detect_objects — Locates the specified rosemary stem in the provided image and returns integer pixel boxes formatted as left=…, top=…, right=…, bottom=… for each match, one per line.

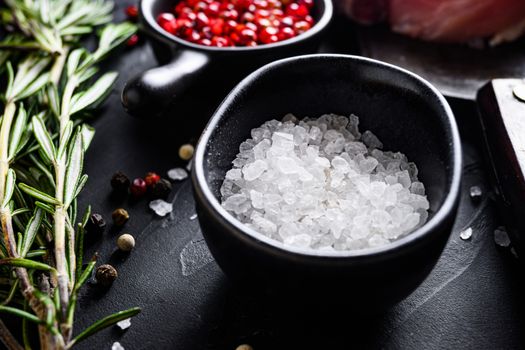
left=55, top=77, right=77, bottom=339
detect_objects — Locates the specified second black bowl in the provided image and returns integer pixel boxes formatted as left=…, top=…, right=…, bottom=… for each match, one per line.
left=192, top=54, right=462, bottom=308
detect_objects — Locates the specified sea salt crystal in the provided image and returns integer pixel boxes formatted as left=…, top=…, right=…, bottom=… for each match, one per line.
left=149, top=199, right=173, bottom=216
left=220, top=114, right=430, bottom=251
left=190, top=214, right=197, bottom=220
left=460, top=227, right=473, bottom=240
left=112, top=342, right=125, bottom=350
left=116, top=318, right=131, bottom=330
left=469, top=185, right=482, bottom=203
left=168, top=168, right=188, bottom=181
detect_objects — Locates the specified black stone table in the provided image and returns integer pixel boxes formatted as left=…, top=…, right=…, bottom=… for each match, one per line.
left=73, top=3, right=525, bottom=349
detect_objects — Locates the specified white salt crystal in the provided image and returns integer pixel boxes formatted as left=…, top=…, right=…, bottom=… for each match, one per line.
left=112, top=342, right=125, bottom=350
left=361, top=130, right=383, bottom=149
left=149, top=199, right=173, bottom=217
left=460, top=227, right=472, bottom=240
left=190, top=214, right=198, bottom=220
left=116, top=318, right=131, bottom=330
left=168, top=168, right=188, bottom=181
left=220, top=114, right=430, bottom=251
left=243, top=159, right=267, bottom=181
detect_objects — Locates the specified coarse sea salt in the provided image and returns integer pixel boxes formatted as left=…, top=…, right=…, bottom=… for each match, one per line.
left=116, top=318, right=131, bottom=330
left=220, top=113, right=430, bottom=251
left=168, top=167, right=188, bottom=181
left=149, top=199, right=173, bottom=217
left=112, top=342, right=125, bottom=350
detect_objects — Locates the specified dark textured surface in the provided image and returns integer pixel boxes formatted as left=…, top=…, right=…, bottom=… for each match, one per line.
left=357, top=25, right=525, bottom=101
left=70, top=3, right=525, bottom=350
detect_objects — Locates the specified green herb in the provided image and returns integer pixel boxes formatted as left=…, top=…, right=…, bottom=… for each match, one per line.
left=0, top=1, right=139, bottom=348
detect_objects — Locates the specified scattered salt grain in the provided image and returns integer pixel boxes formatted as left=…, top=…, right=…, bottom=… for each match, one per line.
left=186, top=159, right=193, bottom=171
left=149, top=199, right=173, bottom=217
left=469, top=185, right=482, bottom=203
left=168, top=168, right=188, bottom=181
left=459, top=227, right=472, bottom=240
left=190, top=214, right=197, bottom=220
left=112, top=342, right=124, bottom=350
left=220, top=113, right=430, bottom=251
left=116, top=318, right=131, bottom=330
left=494, top=226, right=511, bottom=248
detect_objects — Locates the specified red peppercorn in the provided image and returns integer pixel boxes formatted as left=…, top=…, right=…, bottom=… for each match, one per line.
left=298, top=0, right=313, bottom=8
left=294, top=20, right=311, bottom=33
left=161, top=0, right=314, bottom=47
left=224, top=19, right=238, bottom=33
left=125, top=5, right=139, bottom=20
left=245, top=22, right=258, bottom=31
left=211, top=18, right=225, bottom=34
left=195, top=1, right=208, bottom=12
left=158, top=13, right=177, bottom=34
left=212, top=36, right=232, bottom=46
left=221, top=9, right=239, bottom=20
left=126, top=34, right=140, bottom=47
left=255, top=17, right=272, bottom=27
left=271, top=8, right=284, bottom=17
left=278, top=26, right=295, bottom=40
left=267, top=0, right=282, bottom=8
left=175, top=2, right=188, bottom=13
left=304, top=15, right=314, bottom=25
left=144, top=172, right=161, bottom=187
left=242, top=12, right=255, bottom=22
left=280, top=15, right=295, bottom=27
left=254, top=0, right=269, bottom=8
left=130, top=178, right=147, bottom=197
left=286, top=3, right=308, bottom=17
left=196, top=12, right=210, bottom=28
left=259, top=26, right=279, bottom=43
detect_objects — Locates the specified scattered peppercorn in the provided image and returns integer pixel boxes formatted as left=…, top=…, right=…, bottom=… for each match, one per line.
left=96, top=264, right=118, bottom=287
left=144, top=172, right=161, bottom=188
left=156, top=0, right=314, bottom=47
left=235, top=345, right=253, bottom=350
left=86, top=213, right=106, bottom=235
left=178, top=144, right=194, bottom=161
left=117, top=233, right=136, bottom=252
left=111, top=171, right=130, bottom=194
left=150, top=178, right=172, bottom=199
left=125, top=5, right=139, bottom=20
left=130, top=178, right=148, bottom=197
left=126, top=33, right=140, bottom=47
left=112, top=208, right=130, bottom=226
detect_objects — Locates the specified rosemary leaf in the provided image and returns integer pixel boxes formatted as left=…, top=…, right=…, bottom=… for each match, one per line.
left=0, top=305, right=42, bottom=324
left=18, top=183, right=61, bottom=205
left=70, top=307, right=141, bottom=346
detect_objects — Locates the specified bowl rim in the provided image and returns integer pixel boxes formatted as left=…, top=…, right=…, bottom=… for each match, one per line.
left=193, top=53, right=462, bottom=259
left=139, top=0, right=333, bottom=53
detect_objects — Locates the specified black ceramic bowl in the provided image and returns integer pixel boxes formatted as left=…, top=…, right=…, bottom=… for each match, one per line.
left=192, top=54, right=462, bottom=308
left=121, top=0, right=333, bottom=117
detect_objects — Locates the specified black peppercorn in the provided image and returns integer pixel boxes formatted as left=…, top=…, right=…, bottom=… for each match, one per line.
left=86, top=213, right=106, bottom=235
left=150, top=178, right=172, bottom=199
left=112, top=208, right=130, bottom=226
left=95, top=264, right=118, bottom=287
left=111, top=171, right=130, bottom=194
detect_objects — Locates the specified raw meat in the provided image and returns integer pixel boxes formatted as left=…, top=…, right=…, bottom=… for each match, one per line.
left=337, top=0, right=525, bottom=45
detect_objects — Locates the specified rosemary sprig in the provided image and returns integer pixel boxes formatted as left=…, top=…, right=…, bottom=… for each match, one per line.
left=0, top=1, right=139, bottom=349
